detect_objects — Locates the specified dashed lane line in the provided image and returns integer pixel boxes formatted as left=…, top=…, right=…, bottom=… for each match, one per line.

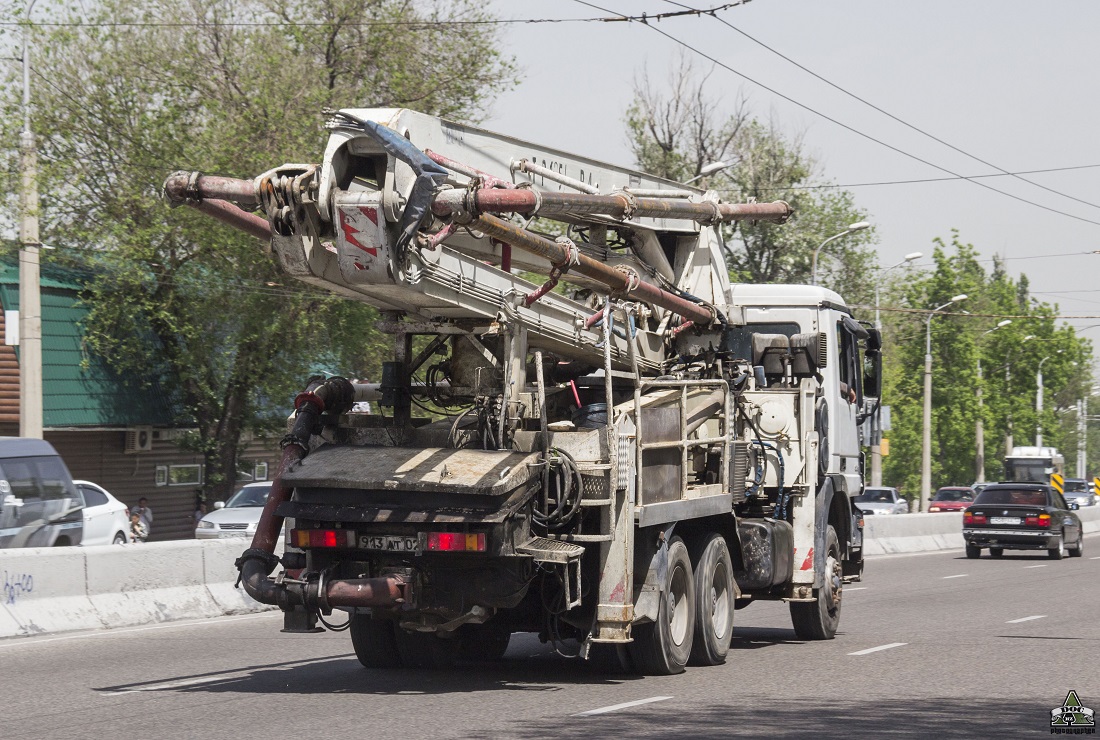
left=943, top=574, right=968, bottom=579
left=848, top=643, right=907, bottom=656
left=1006, top=615, right=1047, bottom=624
left=575, top=696, right=673, bottom=716
left=1023, top=565, right=1048, bottom=569
left=845, top=586, right=867, bottom=591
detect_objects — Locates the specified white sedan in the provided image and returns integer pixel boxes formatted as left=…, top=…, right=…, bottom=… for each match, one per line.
left=75, top=480, right=131, bottom=546
left=196, top=482, right=272, bottom=539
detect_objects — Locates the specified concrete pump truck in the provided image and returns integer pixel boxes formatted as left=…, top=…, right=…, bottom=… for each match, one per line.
left=163, top=108, right=876, bottom=674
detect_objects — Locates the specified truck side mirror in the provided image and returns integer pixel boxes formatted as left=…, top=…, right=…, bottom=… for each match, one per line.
left=863, top=349, right=882, bottom=399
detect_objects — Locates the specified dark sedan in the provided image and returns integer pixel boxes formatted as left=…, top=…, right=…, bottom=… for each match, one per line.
left=962, top=483, right=1083, bottom=559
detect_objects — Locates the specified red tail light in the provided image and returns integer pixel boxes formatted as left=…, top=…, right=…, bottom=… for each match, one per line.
left=426, top=532, right=486, bottom=552
left=1025, top=513, right=1051, bottom=528
left=290, top=528, right=355, bottom=548
left=963, top=511, right=987, bottom=525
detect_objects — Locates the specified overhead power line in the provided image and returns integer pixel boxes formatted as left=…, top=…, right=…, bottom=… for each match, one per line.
left=0, top=3, right=747, bottom=28
left=664, top=0, right=1100, bottom=213
left=577, top=0, right=1100, bottom=228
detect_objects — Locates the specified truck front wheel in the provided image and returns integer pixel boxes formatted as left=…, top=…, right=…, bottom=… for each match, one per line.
left=628, top=536, right=695, bottom=675
left=789, top=525, right=842, bottom=640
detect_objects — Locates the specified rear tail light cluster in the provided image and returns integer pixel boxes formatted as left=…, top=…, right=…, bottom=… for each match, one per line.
left=963, top=511, right=986, bottom=525
left=426, top=532, right=486, bottom=552
left=291, top=528, right=355, bottom=549
left=1025, top=513, right=1052, bottom=528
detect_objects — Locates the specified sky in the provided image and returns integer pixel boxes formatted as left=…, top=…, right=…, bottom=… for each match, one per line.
left=484, top=0, right=1100, bottom=350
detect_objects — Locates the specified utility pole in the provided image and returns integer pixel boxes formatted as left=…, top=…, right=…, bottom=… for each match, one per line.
left=19, top=0, right=43, bottom=439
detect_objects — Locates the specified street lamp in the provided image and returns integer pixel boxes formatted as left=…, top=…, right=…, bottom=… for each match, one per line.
left=920, top=293, right=968, bottom=511
left=874, top=252, right=923, bottom=330
left=976, top=319, right=1012, bottom=482
left=1004, top=335, right=1036, bottom=457
left=684, top=160, right=730, bottom=185
left=868, top=251, right=924, bottom=486
left=1036, top=350, right=1064, bottom=448
left=811, top=221, right=871, bottom=286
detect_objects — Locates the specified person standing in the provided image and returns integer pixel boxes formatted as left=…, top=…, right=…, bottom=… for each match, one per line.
left=129, top=512, right=148, bottom=543
left=131, top=497, right=153, bottom=538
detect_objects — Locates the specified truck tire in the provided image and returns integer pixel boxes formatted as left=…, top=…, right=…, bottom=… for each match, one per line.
left=789, top=525, right=842, bottom=640
left=349, top=614, right=402, bottom=669
left=459, top=622, right=511, bottom=661
left=689, top=533, right=734, bottom=666
left=628, top=536, right=695, bottom=675
left=393, top=628, right=460, bottom=669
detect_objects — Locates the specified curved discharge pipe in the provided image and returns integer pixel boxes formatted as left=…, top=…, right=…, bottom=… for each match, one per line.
left=235, top=376, right=408, bottom=610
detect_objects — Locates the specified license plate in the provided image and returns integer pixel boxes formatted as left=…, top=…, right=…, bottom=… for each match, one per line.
left=359, top=534, right=419, bottom=552
left=989, top=516, right=1021, bottom=525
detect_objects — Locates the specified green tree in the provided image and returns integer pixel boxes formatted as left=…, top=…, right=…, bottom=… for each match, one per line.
left=881, top=232, right=1092, bottom=494
left=0, top=0, right=515, bottom=497
left=623, top=56, right=876, bottom=304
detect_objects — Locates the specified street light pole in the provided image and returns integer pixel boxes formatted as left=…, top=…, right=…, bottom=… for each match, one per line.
left=869, top=251, right=922, bottom=486
left=1036, top=351, right=1062, bottom=449
left=811, top=221, right=870, bottom=286
left=683, top=160, right=730, bottom=186
left=976, top=320, right=1012, bottom=482
left=921, top=294, right=968, bottom=512
left=18, top=0, right=43, bottom=439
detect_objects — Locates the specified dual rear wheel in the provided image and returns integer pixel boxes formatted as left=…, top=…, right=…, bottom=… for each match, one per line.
left=628, top=533, right=736, bottom=675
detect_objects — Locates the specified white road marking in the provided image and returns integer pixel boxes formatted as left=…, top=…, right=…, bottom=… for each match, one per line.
left=845, top=587, right=868, bottom=591
left=1024, top=565, right=1047, bottom=569
left=1090, top=556, right=1100, bottom=560
left=943, top=574, right=968, bottom=579
left=848, top=642, right=907, bottom=656
left=575, top=696, right=673, bottom=716
left=1006, top=615, right=1046, bottom=624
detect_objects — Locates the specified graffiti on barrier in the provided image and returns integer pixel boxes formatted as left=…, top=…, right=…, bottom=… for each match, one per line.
left=3, top=570, right=33, bottom=605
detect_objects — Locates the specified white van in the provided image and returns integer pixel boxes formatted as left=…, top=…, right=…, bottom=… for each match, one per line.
left=0, top=438, right=83, bottom=548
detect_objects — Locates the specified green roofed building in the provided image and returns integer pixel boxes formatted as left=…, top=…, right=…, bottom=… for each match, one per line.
left=0, top=256, right=277, bottom=541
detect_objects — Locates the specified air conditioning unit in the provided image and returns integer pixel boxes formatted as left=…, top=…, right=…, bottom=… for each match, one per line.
left=124, top=426, right=154, bottom=454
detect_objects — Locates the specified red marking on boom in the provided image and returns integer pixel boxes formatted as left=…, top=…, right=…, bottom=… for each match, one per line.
left=800, top=548, right=814, bottom=570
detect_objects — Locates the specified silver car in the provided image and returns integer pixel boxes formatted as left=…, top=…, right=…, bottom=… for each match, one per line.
left=1062, top=479, right=1095, bottom=507
left=195, top=482, right=272, bottom=539
left=855, top=486, right=909, bottom=515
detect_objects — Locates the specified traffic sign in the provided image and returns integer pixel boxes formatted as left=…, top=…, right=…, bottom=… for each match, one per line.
left=1051, top=473, right=1064, bottom=494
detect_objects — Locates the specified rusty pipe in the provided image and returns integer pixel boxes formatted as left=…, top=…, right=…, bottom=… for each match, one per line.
left=471, top=214, right=715, bottom=326
left=164, top=171, right=271, bottom=240
left=323, top=576, right=408, bottom=608
left=432, top=188, right=792, bottom=225
left=238, top=377, right=356, bottom=606
left=164, top=171, right=261, bottom=206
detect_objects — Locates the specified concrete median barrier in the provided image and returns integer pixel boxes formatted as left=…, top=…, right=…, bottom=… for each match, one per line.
left=0, top=538, right=273, bottom=640
left=861, top=505, right=1100, bottom=555
left=0, top=547, right=104, bottom=637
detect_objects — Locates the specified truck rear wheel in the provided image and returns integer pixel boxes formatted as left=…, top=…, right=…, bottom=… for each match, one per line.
left=790, top=525, right=842, bottom=640
left=393, top=628, right=460, bottom=669
left=689, top=533, right=734, bottom=666
left=628, top=536, right=695, bottom=675
left=349, top=614, right=401, bottom=669
left=459, top=622, right=511, bottom=661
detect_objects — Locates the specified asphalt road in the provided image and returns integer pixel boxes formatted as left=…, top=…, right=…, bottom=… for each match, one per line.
left=3, top=538, right=1098, bottom=740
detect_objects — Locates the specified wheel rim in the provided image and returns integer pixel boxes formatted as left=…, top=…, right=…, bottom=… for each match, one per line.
left=709, top=561, right=732, bottom=641
left=667, top=563, right=690, bottom=647
left=824, top=550, right=843, bottom=613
